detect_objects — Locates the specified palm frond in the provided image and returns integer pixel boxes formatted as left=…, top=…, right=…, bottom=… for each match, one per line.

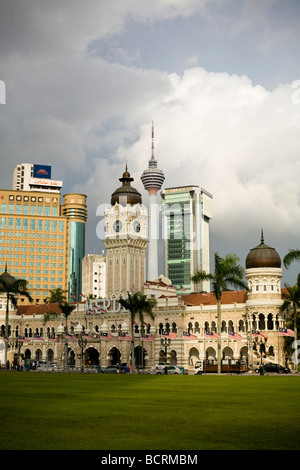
left=283, top=249, right=300, bottom=269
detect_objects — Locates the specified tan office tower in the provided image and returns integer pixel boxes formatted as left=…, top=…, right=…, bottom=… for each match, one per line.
left=0, top=189, right=87, bottom=303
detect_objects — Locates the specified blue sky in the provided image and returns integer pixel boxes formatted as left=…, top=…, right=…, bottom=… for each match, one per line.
left=0, top=0, right=300, bottom=284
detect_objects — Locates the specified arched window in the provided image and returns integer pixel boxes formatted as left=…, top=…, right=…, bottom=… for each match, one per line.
left=259, top=313, right=265, bottom=330
left=267, top=313, right=274, bottom=330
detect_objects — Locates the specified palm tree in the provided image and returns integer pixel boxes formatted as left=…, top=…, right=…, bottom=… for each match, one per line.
left=283, top=249, right=300, bottom=289
left=44, top=287, right=67, bottom=304
left=283, top=249, right=300, bottom=270
left=0, top=265, right=33, bottom=368
left=60, top=302, right=76, bottom=370
left=280, top=283, right=300, bottom=369
left=118, top=291, right=156, bottom=372
left=191, top=253, right=248, bottom=374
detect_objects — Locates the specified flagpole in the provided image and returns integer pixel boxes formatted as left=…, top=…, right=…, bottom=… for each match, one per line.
left=278, top=325, right=280, bottom=365
left=227, top=334, right=229, bottom=374
left=204, top=329, right=206, bottom=375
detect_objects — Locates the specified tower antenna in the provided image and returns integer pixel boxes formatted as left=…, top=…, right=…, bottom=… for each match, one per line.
left=151, top=121, right=155, bottom=159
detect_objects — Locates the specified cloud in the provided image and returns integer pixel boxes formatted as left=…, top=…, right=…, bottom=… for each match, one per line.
left=116, top=67, right=300, bottom=251
left=1, top=0, right=300, bottom=284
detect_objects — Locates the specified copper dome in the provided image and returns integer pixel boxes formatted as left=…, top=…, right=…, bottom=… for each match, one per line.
left=111, top=165, right=142, bottom=206
left=0, top=263, right=16, bottom=289
left=245, top=232, right=281, bottom=269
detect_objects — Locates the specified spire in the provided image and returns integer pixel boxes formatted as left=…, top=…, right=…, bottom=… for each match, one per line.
left=151, top=121, right=155, bottom=160
left=261, top=228, right=264, bottom=244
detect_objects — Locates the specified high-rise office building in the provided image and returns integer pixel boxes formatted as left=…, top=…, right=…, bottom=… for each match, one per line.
left=62, top=193, right=88, bottom=302
left=141, top=122, right=165, bottom=281
left=161, top=186, right=212, bottom=293
left=82, top=253, right=106, bottom=299
left=0, top=188, right=87, bottom=303
left=13, top=163, right=63, bottom=193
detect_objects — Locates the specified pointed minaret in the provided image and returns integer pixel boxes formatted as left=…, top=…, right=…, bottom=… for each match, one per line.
left=141, top=122, right=165, bottom=281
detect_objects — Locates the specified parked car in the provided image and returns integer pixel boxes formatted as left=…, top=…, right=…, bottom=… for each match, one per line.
left=155, top=362, right=168, bottom=370
left=156, top=365, right=181, bottom=375
left=255, top=363, right=291, bottom=374
left=102, top=365, right=119, bottom=374
left=120, top=363, right=131, bottom=373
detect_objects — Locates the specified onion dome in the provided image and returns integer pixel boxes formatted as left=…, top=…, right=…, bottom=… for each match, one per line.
left=245, top=231, right=281, bottom=269
left=0, top=263, right=16, bottom=290
left=111, top=165, right=142, bottom=206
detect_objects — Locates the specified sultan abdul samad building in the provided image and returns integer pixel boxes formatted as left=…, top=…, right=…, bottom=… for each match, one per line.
left=0, top=167, right=294, bottom=371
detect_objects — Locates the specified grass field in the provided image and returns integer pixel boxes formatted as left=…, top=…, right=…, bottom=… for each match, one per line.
left=0, top=371, right=300, bottom=450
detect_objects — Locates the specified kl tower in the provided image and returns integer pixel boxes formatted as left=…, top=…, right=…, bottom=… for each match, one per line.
left=141, top=122, right=165, bottom=281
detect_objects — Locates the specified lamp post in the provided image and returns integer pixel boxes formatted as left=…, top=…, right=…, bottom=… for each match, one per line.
left=161, top=337, right=171, bottom=374
left=75, top=323, right=87, bottom=373
left=15, top=337, right=23, bottom=370
left=259, top=337, right=267, bottom=365
left=78, top=336, right=87, bottom=373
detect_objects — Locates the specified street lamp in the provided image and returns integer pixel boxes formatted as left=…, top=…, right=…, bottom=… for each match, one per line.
left=78, top=336, right=88, bottom=373
left=15, top=337, right=23, bottom=370
left=75, top=323, right=87, bottom=372
left=253, top=336, right=267, bottom=365
left=161, top=337, right=171, bottom=374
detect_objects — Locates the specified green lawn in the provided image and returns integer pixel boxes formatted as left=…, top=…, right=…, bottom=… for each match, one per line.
left=0, top=371, right=299, bottom=450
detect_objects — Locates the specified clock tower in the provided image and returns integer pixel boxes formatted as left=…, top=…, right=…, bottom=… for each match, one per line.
left=104, top=165, right=148, bottom=297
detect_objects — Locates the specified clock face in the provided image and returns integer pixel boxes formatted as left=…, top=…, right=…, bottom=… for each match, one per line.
left=133, top=220, right=141, bottom=233
left=113, top=220, right=122, bottom=232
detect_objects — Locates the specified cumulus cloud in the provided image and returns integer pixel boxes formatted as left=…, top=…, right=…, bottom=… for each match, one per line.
left=117, top=68, right=300, bottom=263
left=1, top=0, right=300, bottom=283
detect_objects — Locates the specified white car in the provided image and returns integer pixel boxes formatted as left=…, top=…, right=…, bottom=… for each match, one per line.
left=155, top=362, right=168, bottom=370
left=156, top=365, right=181, bottom=375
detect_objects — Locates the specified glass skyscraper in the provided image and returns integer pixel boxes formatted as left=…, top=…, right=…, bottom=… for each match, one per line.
left=161, top=186, right=212, bottom=293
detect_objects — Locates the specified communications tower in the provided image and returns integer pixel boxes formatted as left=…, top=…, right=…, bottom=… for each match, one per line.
left=141, top=122, right=165, bottom=281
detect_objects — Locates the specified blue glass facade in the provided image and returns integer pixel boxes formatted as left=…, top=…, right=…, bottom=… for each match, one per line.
left=68, top=221, right=85, bottom=302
